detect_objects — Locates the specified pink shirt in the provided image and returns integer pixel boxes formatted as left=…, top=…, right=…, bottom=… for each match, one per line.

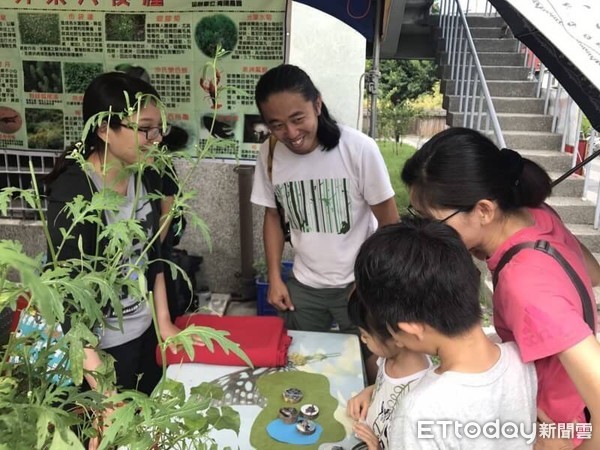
left=487, top=205, right=596, bottom=425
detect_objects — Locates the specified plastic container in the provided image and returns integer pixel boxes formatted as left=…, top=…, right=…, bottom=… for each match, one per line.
left=256, top=260, right=293, bottom=316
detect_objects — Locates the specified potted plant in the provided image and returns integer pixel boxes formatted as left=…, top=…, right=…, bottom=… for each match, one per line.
left=253, top=258, right=293, bottom=316
left=0, top=49, right=250, bottom=449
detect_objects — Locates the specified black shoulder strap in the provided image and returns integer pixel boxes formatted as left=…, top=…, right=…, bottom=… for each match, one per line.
left=267, top=134, right=277, bottom=182
left=492, top=242, right=537, bottom=287
left=493, top=240, right=596, bottom=332
left=265, top=135, right=292, bottom=246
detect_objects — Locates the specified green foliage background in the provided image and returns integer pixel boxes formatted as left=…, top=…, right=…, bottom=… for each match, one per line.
left=377, top=140, right=416, bottom=211
left=372, top=59, right=440, bottom=143
left=378, top=60, right=438, bottom=106
left=18, top=13, right=60, bottom=45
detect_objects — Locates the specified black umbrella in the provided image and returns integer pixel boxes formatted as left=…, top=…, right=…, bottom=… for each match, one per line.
left=489, top=0, right=600, bottom=131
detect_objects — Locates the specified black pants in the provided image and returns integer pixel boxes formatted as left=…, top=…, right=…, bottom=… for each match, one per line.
left=104, top=324, right=162, bottom=395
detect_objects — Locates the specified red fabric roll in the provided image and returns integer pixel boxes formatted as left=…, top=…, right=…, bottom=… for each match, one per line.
left=156, top=314, right=292, bottom=367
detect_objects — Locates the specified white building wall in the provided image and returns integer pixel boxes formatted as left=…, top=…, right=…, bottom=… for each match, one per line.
left=287, top=2, right=366, bottom=129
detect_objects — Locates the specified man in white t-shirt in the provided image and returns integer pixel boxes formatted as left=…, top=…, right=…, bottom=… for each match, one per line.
left=251, top=65, right=398, bottom=363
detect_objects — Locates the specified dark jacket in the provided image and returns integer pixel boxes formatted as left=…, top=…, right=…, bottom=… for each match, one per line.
left=45, top=162, right=164, bottom=331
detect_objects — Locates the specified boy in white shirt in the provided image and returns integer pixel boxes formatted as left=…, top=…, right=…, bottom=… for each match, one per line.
left=347, top=290, right=431, bottom=449
left=353, top=218, right=538, bottom=449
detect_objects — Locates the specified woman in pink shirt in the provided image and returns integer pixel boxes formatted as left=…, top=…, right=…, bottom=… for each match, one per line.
left=401, top=127, right=600, bottom=449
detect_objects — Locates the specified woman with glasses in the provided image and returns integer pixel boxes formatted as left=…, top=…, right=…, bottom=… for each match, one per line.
left=401, top=127, right=600, bottom=449
left=44, top=72, right=182, bottom=399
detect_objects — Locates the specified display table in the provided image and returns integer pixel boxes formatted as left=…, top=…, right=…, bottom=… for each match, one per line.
left=167, top=330, right=367, bottom=449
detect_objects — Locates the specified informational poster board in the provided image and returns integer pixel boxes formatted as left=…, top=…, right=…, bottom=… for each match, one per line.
left=0, top=0, right=287, bottom=162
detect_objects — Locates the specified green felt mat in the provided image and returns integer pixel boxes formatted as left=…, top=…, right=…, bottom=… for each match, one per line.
left=250, top=371, right=345, bottom=449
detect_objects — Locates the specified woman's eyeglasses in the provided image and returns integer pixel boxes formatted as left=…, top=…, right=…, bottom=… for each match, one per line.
left=118, top=123, right=172, bottom=141
left=406, top=204, right=468, bottom=223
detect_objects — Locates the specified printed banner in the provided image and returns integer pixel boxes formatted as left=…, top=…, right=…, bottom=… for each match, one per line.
left=0, top=0, right=287, bottom=162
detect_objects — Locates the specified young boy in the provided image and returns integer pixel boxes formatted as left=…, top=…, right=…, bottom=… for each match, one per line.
left=347, top=290, right=431, bottom=450
left=353, top=218, right=538, bottom=449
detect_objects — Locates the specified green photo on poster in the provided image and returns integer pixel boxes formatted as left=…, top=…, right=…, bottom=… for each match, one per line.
left=18, top=13, right=60, bottom=45
left=64, top=63, right=104, bottom=94
left=105, top=14, right=146, bottom=41
left=195, top=14, right=238, bottom=57
left=22, top=61, right=63, bottom=93
left=25, top=108, right=64, bottom=150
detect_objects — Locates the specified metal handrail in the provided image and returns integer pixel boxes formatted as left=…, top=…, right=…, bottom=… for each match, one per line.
left=439, top=0, right=506, bottom=148
left=518, top=37, right=600, bottom=229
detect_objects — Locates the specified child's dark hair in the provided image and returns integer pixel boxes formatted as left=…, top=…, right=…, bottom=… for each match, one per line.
left=44, top=72, right=160, bottom=186
left=401, top=127, right=552, bottom=212
left=348, top=289, right=393, bottom=340
left=254, top=64, right=341, bottom=150
left=354, top=216, right=482, bottom=336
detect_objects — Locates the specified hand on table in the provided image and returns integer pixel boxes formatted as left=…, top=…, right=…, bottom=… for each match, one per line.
left=268, top=278, right=294, bottom=311
left=352, top=421, right=381, bottom=450
left=347, top=387, right=373, bottom=421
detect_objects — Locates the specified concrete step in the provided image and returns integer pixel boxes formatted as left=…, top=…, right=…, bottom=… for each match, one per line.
left=518, top=150, right=572, bottom=172
left=437, top=37, right=517, bottom=53
left=443, top=95, right=545, bottom=114
left=441, top=79, right=537, bottom=97
left=473, top=38, right=518, bottom=52
left=439, top=64, right=530, bottom=80
left=477, top=52, right=524, bottom=66
left=439, top=51, right=523, bottom=66
left=469, top=26, right=514, bottom=39
left=447, top=112, right=553, bottom=132
left=495, top=131, right=563, bottom=151
left=465, top=15, right=506, bottom=28
left=548, top=171, right=584, bottom=197
left=567, top=224, right=600, bottom=253
left=546, top=196, right=595, bottom=225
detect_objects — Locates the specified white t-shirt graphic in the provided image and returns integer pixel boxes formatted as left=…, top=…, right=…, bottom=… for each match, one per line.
left=366, top=357, right=432, bottom=449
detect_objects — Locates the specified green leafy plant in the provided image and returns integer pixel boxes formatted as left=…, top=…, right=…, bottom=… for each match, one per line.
left=378, top=99, right=417, bottom=151
left=0, top=49, right=246, bottom=449
left=253, top=258, right=268, bottom=282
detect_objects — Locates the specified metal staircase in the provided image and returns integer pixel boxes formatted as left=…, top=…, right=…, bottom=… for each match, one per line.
left=436, top=9, right=600, bottom=304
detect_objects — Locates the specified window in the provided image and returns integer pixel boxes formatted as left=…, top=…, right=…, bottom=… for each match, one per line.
left=0, top=149, right=61, bottom=219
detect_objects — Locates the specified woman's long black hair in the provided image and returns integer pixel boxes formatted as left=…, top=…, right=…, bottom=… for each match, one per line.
left=254, top=64, right=341, bottom=150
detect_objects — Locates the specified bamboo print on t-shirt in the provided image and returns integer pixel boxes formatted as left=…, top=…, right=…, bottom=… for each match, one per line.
left=251, top=124, right=395, bottom=288
left=275, top=178, right=352, bottom=234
